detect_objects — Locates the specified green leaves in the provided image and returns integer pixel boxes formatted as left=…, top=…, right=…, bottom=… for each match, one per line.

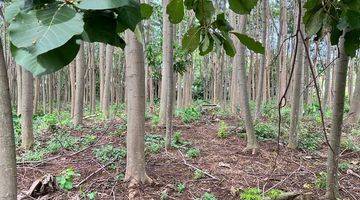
left=115, top=1, right=142, bottom=32
left=166, top=0, right=184, bottom=24
left=182, top=26, right=201, bottom=52
left=231, top=32, right=265, bottom=54
left=194, top=0, right=215, bottom=25
left=9, top=4, right=83, bottom=55
left=229, top=0, right=258, bottom=14
left=344, top=29, right=360, bottom=57
left=199, top=32, right=214, bottom=56
left=77, top=0, right=135, bottom=10
left=82, top=11, right=125, bottom=48
left=304, top=8, right=325, bottom=37
left=140, top=3, right=153, bottom=20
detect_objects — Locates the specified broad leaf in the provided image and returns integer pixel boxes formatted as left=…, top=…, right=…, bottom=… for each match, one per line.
left=140, top=3, right=153, bottom=20
left=4, top=0, right=24, bottom=23
left=212, top=13, right=233, bottom=32
left=228, top=0, right=258, bottom=14
left=222, top=33, right=236, bottom=57
left=11, top=38, right=80, bottom=76
left=9, top=3, right=84, bottom=55
left=304, top=8, right=324, bottom=36
left=231, top=32, right=265, bottom=54
left=166, top=0, right=184, bottom=24
left=82, top=11, right=125, bottom=48
left=199, top=32, right=214, bottom=56
left=194, top=0, right=214, bottom=24
left=116, top=1, right=141, bottom=32
left=184, top=0, right=195, bottom=10
left=344, top=29, right=360, bottom=57
left=77, top=0, right=135, bottom=10
left=345, top=10, right=360, bottom=29
left=182, top=26, right=201, bottom=52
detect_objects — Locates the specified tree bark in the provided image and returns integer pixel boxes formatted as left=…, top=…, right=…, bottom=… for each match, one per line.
left=21, top=69, right=34, bottom=150
left=323, top=36, right=331, bottom=111
left=326, top=30, right=349, bottom=200
left=349, top=62, right=360, bottom=123
left=124, top=30, right=151, bottom=189
left=103, top=45, right=114, bottom=118
left=0, top=37, right=17, bottom=200
left=99, top=43, right=106, bottom=110
left=73, top=42, right=85, bottom=126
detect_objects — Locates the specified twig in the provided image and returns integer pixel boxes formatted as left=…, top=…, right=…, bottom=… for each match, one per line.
left=264, top=167, right=301, bottom=193
left=75, top=158, right=116, bottom=188
left=177, top=150, right=219, bottom=181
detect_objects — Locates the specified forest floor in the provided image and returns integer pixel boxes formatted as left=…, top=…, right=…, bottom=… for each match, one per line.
left=16, top=110, right=360, bottom=200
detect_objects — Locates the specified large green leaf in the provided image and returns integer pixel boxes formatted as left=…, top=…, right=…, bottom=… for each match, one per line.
left=344, top=29, right=360, bottom=57
left=194, top=0, right=214, bottom=24
left=77, top=0, right=134, bottom=10
left=9, top=3, right=84, bottom=55
left=140, top=3, right=153, bottom=20
left=228, top=0, right=258, bottom=14
left=345, top=10, right=360, bottom=29
left=199, top=31, right=214, bottom=56
left=82, top=11, right=125, bottom=48
left=116, top=1, right=141, bottom=32
left=182, top=26, right=201, bottom=52
left=304, top=8, right=324, bottom=36
left=212, top=13, right=233, bottom=32
left=222, top=33, right=236, bottom=57
left=4, top=0, right=24, bottom=23
left=166, top=0, right=184, bottom=24
left=231, top=32, right=265, bottom=54
left=11, top=38, right=80, bottom=76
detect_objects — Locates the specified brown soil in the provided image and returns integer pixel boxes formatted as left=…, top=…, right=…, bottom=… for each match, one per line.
left=17, top=115, right=360, bottom=200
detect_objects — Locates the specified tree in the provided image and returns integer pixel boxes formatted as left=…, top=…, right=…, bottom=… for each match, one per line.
left=73, top=43, right=85, bottom=126
left=0, top=34, right=17, bottom=200
left=21, top=69, right=34, bottom=149
left=103, top=45, right=114, bottom=118
left=278, top=0, right=288, bottom=101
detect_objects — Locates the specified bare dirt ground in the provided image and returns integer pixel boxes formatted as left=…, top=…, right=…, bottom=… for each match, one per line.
left=17, top=114, right=360, bottom=200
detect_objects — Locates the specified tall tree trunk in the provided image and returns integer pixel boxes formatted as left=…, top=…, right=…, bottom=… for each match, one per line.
left=162, top=0, right=174, bottom=148
left=103, top=45, right=114, bottom=118
left=33, top=77, right=40, bottom=113
left=288, top=1, right=304, bottom=149
left=16, top=66, right=22, bottom=115
left=0, top=37, right=17, bottom=200
left=124, top=29, right=152, bottom=192
left=349, top=63, right=360, bottom=123
left=21, top=69, right=34, bottom=149
left=326, top=30, right=349, bottom=200
left=73, top=43, right=85, bottom=126
left=255, top=0, right=269, bottom=119
left=99, top=43, right=106, bottom=110
left=323, top=36, right=331, bottom=110
left=69, top=62, right=76, bottom=117
left=236, top=15, right=259, bottom=153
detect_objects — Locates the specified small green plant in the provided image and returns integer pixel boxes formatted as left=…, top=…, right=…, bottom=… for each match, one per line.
left=254, top=122, right=276, bottom=141
left=217, top=121, right=229, bottom=139
left=173, top=131, right=183, bottom=145
left=81, top=134, right=97, bottom=146
left=93, top=145, right=126, bottom=165
left=341, top=136, right=360, bottom=152
left=186, top=148, right=200, bottom=158
left=177, top=183, right=186, bottom=193
left=193, top=169, right=204, bottom=180
left=87, top=191, right=97, bottom=200
left=339, top=162, right=350, bottom=172
left=176, top=107, right=201, bottom=124
left=46, top=133, right=79, bottom=153
left=240, top=188, right=262, bottom=200
left=21, top=150, right=44, bottom=161
left=145, top=134, right=164, bottom=154
left=315, top=172, right=327, bottom=190
left=201, top=192, right=217, bottom=200
left=298, top=128, right=322, bottom=152
left=116, top=173, right=125, bottom=181
left=160, top=190, right=169, bottom=200
left=56, top=168, right=79, bottom=191
left=266, top=189, right=283, bottom=199
left=151, top=115, right=160, bottom=127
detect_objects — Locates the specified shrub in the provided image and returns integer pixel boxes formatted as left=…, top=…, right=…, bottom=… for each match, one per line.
left=315, top=172, right=327, bottom=190
left=93, top=145, right=126, bottom=165
left=176, top=106, right=201, bottom=124
left=240, top=188, right=262, bottom=200
left=193, top=169, right=204, bottom=180
left=46, top=133, right=79, bottom=153
left=217, top=121, right=229, bottom=139
left=177, top=182, right=186, bottom=193
left=186, top=148, right=200, bottom=158
left=341, top=136, right=360, bottom=152
left=254, top=122, right=276, bottom=141
left=145, top=134, right=164, bottom=154
left=151, top=115, right=160, bottom=127
left=201, top=192, right=217, bottom=200
left=173, top=131, right=183, bottom=145
left=298, top=128, right=322, bottom=152
left=266, top=189, right=283, bottom=199
left=56, top=168, right=79, bottom=191
left=339, top=162, right=350, bottom=172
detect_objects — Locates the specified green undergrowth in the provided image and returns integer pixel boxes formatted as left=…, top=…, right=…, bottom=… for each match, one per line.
left=175, top=106, right=201, bottom=124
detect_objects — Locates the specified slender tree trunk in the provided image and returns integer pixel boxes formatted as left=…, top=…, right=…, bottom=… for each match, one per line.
left=349, top=64, right=360, bottom=123
left=73, top=43, right=85, bottom=126
left=16, top=66, right=22, bottom=115
left=69, top=62, right=76, bottom=117
left=33, top=77, right=40, bottom=113
left=236, top=15, right=259, bottom=153
left=326, top=30, right=349, bottom=200
left=124, top=29, right=151, bottom=193
left=99, top=43, right=106, bottom=110
left=0, top=37, right=17, bottom=200
left=323, top=36, right=331, bottom=110
left=103, top=45, right=114, bottom=118
left=255, top=0, right=269, bottom=119
left=21, top=69, right=34, bottom=149
left=288, top=1, right=304, bottom=149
